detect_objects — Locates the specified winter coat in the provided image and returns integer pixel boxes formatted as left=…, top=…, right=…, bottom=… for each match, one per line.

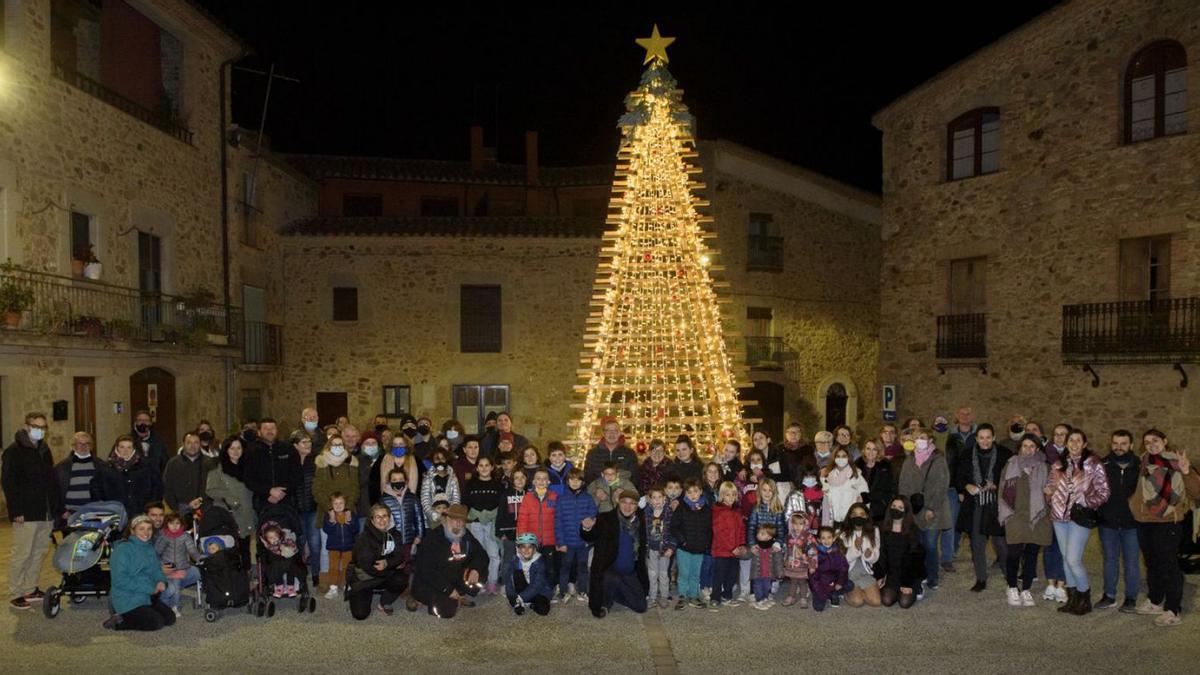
left=356, top=453, right=383, bottom=518
left=452, top=455, right=479, bottom=485
left=670, top=498, right=712, bottom=554
left=897, top=453, right=951, bottom=531
left=546, top=461, right=573, bottom=498
left=496, top=486, right=527, bottom=540
left=419, top=469, right=461, bottom=525
left=505, top=551, right=553, bottom=603
left=746, top=504, right=787, bottom=547
left=154, top=529, right=201, bottom=570
left=110, top=536, right=168, bottom=615
left=711, top=503, right=746, bottom=558
left=808, top=547, right=849, bottom=603
left=311, top=453, right=360, bottom=528
left=480, top=429, right=531, bottom=459
left=205, top=463, right=255, bottom=538
left=127, top=428, right=169, bottom=474
left=1130, top=456, right=1200, bottom=525
left=102, top=454, right=163, bottom=518
left=380, top=489, right=425, bottom=544
left=162, top=453, right=211, bottom=514
left=322, top=511, right=361, bottom=552
left=1099, top=454, right=1141, bottom=529
left=2, top=430, right=60, bottom=522
left=751, top=545, right=784, bottom=580
left=583, top=442, right=640, bottom=485
left=295, top=452, right=317, bottom=513
left=555, top=487, right=598, bottom=549
left=581, top=507, right=649, bottom=615
left=875, top=528, right=925, bottom=591
left=821, top=466, right=869, bottom=526
left=243, top=440, right=301, bottom=513
left=857, top=458, right=895, bottom=522
left=644, top=504, right=675, bottom=553
left=517, top=489, right=558, bottom=547
left=782, top=530, right=818, bottom=580
left=666, top=458, right=703, bottom=485
left=1001, top=471, right=1052, bottom=546
left=784, top=486, right=823, bottom=535
left=639, top=458, right=673, bottom=496
left=352, top=523, right=411, bottom=579
left=411, top=524, right=488, bottom=596
left=587, top=475, right=636, bottom=514
left=1048, top=454, right=1110, bottom=522
left=954, top=446, right=1011, bottom=536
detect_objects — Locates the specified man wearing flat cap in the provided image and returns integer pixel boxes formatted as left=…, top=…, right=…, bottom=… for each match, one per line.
left=581, top=488, right=649, bottom=618
left=409, top=503, right=488, bottom=618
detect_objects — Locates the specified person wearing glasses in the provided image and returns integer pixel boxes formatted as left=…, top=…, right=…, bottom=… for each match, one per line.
left=3, top=411, right=61, bottom=610
left=54, top=431, right=105, bottom=520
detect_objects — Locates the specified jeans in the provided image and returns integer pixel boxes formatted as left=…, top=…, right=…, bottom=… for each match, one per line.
left=558, top=545, right=591, bottom=595
left=1043, top=528, right=1065, bottom=581
left=1139, top=522, right=1183, bottom=614
left=468, top=522, right=502, bottom=586
left=161, top=566, right=201, bottom=609
left=1053, top=521, right=1093, bottom=591
left=918, top=527, right=940, bottom=586
left=499, top=538, right=516, bottom=591
left=711, top=557, right=738, bottom=602
left=676, top=550, right=703, bottom=599
left=752, top=578, right=772, bottom=602
left=1005, top=543, right=1040, bottom=591
left=647, top=550, right=671, bottom=600
left=940, top=488, right=961, bottom=563
left=602, top=570, right=647, bottom=613
left=299, top=511, right=321, bottom=578
left=1099, top=526, right=1141, bottom=601
left=969, top=530, right=1007, bottom=583
left=738, top=558, right=751, bottom=598
left=700, top=553, right=713, bottom=590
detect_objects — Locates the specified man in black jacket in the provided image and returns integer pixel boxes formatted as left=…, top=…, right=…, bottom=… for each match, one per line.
left=409, top=504, right=487, bottom=618
left=162, top=431, right=211, bottom=517
left=243, top=418, right=301, bottom=514
left=128, top=409, right=168, bottom=473
left=2, top=412, right=60, bottom=610
left=583, top=417, right=640, bottom=485
left=581, top=488, right=648, bottom=618
left=1096, top=429, right=1141, bottom=612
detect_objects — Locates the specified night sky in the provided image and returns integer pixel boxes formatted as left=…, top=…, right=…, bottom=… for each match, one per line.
left=200, top=2, right=1061, bottom=193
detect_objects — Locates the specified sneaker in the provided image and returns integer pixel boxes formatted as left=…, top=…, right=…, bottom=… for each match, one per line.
left=560, top=591, right=574, bottom=605
left=324, top=586, right=339, bottom=600
left=1006, top=587, right=1021, bottom=606
left=798, top=596, right=809, bottom=609
left=102, top=613, right=120, bottom=630
left=738, top=593, right=752, bottom=603
left=1135, top=599, right=1164, bottom=616
left=9, top=597, right=31, bottom=610
left=782, top=595, right=796, bottom=607
left=940, top=562, right=956, bottom=573
left=1119, top=598, right=1137, bottom=614
left=1042, top=585, right=1057, bottom=601
left=405, top=598, right=419, bottom=612
left=725, top=599, right=742, bottom=608
left=513, top=604, right=526, bottom=616
left=915, top=591, right=924, bottom=602
left=656, top=598, right=669, bottom=609
left=1021, top=590, right=1035, bottom=607
left=576, top=592, right=588, bottom=603
left=1054, top=586, right=1068, bottom=603
left=699, top=589, right=711, bottom=603
left=1154, top=610, right=1181, bottom=627
left=284, top=586, right=298, bottom=598
left=172, top=606, right=182, bottom=618
left=1095, top=595, right=1118, bottom=610
left=551, top=594, right=562, bottom=604
left=24, top=588, right=44, bottom=600
left=708, top=602, right=720, bottom=612
left=829, top=596, right=840, bottom=607
left=378, top=603, right=394, bottom=616
left=765, top=598, right=776, bottom=608
left=675, top=599, right=686, bottom=610
left=691, top=599, right=707, bottom=609
left=753, top=600, right=769, bottom=610
left=925, top=580, right=939, bottom=591
left=272, top=585, right=285, bottom=599
left=970, top=580, right=986, bottom=593
left=485, top=583, right=498, bottom=595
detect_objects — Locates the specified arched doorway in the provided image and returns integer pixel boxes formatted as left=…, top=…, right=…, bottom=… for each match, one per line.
left=741, top=381, right=784, bottom=443
left=130, top=367, right=176, bottom=451
left=816, top=374, right=858, bottom=433
left=824, top=383, right=848, bottom=431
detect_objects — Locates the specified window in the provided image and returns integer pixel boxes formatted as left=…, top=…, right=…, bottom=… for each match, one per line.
left=460, top=285, right=501, bottom=352
left=745, top=306, right=773, bottom=337
left=342, top=192, right=383, bottom=217
left=947, top=108, right=999, bottom=180
left=1125, top=41, right=1188, bottom=144
left=74, top=377, right=96, bottom=439
left=452, top=384, right=509, bottom=434
left=241, top=172, right=258, bottom=247
left=1119, top=236, right=1171, bottom=302
left=746, top=212, right=782, bottom=272
left=948, top=257, right=987, bottom=314
left=70, top=210, right=93, bottom=262
left=332, top=286, right=358, bottom=322
left=573, top=197, right=608, bottom=217
left=316, top=391, right=348, bottom=428
left=241, top=388, right=262, bottom=425
left=138, top=231, right=163, bottom=329
left=421, top=196, right=458, bottom=217
left=382, top=385, right=411, bottom=418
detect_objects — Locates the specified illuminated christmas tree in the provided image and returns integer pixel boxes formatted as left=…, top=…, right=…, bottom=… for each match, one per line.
left=570, top=26, right=754, bottom=459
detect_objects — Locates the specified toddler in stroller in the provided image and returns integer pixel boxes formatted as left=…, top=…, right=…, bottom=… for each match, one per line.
left=43, top=501, right=128, bottom=618
left=255, top=504, right=316, bottom=614
left=193, top=501, right=251, bottom=622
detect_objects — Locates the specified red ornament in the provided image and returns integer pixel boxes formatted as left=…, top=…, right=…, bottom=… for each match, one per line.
left=635, top=441, right=647, bottom=455
left=643, top=253, right=653, bottom=262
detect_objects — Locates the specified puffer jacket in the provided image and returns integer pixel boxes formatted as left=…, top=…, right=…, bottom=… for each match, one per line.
left=747, top=504, right=787, bottom=547
left=380, top=488, right=425, bottom=544
left=670, top=496, right=712, bottom=554
left=554, top=486, right=598, bottom=549
left=546, top=461, right=573, bottom=498
left=419, top=469, right=461, bottom=525
left=154, top=529, right=200, bottom=570
left=322, top=511, right=361, bottom=552
left=1099, top=453, right=1140, bottom=529
left=1048, top=454, right=1110, bottom=521
left=517, top=489, right=558, bottom=547
left=505, top=550, right=553, bottom=603
left=711, top=503, right=746, bottom=558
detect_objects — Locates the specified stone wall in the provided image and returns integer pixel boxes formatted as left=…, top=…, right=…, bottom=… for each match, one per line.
left=874, top=0, right=1200, bottom=447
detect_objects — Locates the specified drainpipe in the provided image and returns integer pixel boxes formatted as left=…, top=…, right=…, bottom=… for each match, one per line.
left=219, top=52, right=244, bottom=431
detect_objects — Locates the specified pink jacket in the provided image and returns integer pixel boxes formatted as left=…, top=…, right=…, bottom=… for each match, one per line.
left=1047, top=455, right=1110, bottom=522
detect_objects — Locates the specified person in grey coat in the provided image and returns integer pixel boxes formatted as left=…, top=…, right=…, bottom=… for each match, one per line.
left=897, top=430, right=951, bottom=592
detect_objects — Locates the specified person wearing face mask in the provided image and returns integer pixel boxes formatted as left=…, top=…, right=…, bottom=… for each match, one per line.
left=410, top=416, right=437, bottom=460
left=812, top=431, right=835, bottom=471
left=929, top=415, right=951, bottom=450
left=378, top=436, right=420, bottom=496
left=186, top=420, right=220, bottom=459
left=311, top=433, right=360, bottom=542
left=998, top=415, right=1028, bottom=455
left=380, top=467, right=426, bottom=564
left=129, top=409, right=168, bottom=473
left=840, top=502, right=881, bottom=607
left=441, top=419, right=466, bottom=453
left=875, top=497, right=925, bottom=608
left=54, top=432, right=104, bottom=520
left=897, top=431, right=951, bottom=592
left=1094, top=430, right=1141, bottom=612
left=3, top=412, right=61, bottom=610
left=956, top=424, right=1011, bottom=592
left=299, top=407, right=325, bottom=454
left=372, top=414, right=390, bottom=440
left=784, top=459, right=823, bottom=535
left=420, top=449, right=462, bottom=526
left=820, top=448, right=868, bottom=528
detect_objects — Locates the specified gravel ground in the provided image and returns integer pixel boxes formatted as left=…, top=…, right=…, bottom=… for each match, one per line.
left=2, top=524, right=1197, bottom=674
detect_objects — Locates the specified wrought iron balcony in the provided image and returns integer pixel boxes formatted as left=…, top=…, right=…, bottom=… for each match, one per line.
left=936, top=313, right=988, bottom=360
left=52, top=61, right=193, bottom=145
left=1062, top=297, right=1200, bottom=363
left=242, top=321, right=283, bottom=366
left=746, top=336, right=786, bottom=369
left=746, top=235, right=784, bottom=272
left=0, top=266, right=238, bottom=348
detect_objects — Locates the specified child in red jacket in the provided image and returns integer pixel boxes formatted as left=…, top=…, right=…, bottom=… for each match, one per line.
left=710, top=481, right=747, bottom=609
left=517, top=468, right=559, bottom=598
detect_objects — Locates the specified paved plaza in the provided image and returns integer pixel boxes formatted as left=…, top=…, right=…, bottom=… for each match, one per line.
left=1, top=523, right=1198, bottom=674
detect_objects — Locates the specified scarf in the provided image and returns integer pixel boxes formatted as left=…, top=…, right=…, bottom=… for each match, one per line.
left=111, top=450, right=141, bottom=471
left=682, top=494, right=706, bottom=510
left=618, top=511, right=642, bottom=549
left=971, top=448, right=998, bottom=507
left=914, top=445, right=934, bottom=467
left=163, top=526, right=186, bottom=540
left=1143, top=452, right=1186, bottom=519
left=999, top=453, right=1047, bottom=525
left=219, top=454, right=244, bottom=481
left=825, top=465, right=851, bottom=487
left=322, top=449, right=348, bottom=467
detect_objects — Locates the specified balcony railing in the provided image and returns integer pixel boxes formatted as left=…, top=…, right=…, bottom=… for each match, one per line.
left=746, top=235, right=784, bottom=272
left=0, top=266, right=238, bottom=348
left=243, top=321, right=283, bottom=366
left=746, top=336, right=786, bottom=369
left=936, top=313, right=988, bottom=360
left=1062, top=297, right=1200, bottom=363
left=52, top=61, right=193, bottom=145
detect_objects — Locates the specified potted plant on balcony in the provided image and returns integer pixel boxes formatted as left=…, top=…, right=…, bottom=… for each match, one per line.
left=0, top=263, right=35, bottom=329
left=177, top=286, right=227, bottom=345
left=72, top=243, right=101, bottom=280
left=74, top=315, right=106, bottom=338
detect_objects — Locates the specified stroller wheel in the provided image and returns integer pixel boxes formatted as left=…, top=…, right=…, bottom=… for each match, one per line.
left=266, top=601, right=276, bottom=618
left=297, top=595, right=306, bottom=613
left=255, top=600, right=266, bottom=618
left=308, top=597, right=316, bottom=613
left=71, top=595, right=87, bottom=604
left=204, top=609, right=218, bottom=623
left=42, top=587, right=62, bottom=619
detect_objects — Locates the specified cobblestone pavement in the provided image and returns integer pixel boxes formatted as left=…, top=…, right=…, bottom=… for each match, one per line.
left=1, top=523, right=1197, bottom=673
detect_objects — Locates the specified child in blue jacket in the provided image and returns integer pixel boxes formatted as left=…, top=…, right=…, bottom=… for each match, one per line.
left=506, top=533, right=552, bottom=615
left=321, top=492, right=360, bottom=599
left=545, top=441, right=574, bottom=498
left=553, top=467, right=598, bottom=602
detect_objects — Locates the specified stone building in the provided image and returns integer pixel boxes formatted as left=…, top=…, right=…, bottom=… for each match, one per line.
left=274, top=132, right=881, bottom=446
left=873, top=0, right=1200, bottom=447
left=0, top=0, right=313, bottom=518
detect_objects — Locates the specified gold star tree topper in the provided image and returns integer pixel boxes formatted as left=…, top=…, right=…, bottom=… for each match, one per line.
left=636, top=24, right=675, bottom=65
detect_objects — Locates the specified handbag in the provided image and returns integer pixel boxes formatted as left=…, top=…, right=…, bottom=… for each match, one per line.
left=1069, top=504, right=1098, bottom=529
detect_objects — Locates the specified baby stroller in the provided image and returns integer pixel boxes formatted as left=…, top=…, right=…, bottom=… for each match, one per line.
left=193, top=500, right=251, bottom=622
left=43, top=501, right=128, bottom=618
left=254, top=503, right=316, bottom=616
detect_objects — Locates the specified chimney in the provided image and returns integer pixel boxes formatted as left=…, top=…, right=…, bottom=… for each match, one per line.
left=525, top=131, right=539, bottom=185
left=470, top=125, right=485, bottom=172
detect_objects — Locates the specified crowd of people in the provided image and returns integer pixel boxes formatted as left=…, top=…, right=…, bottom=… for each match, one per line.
left=2, top=405, right=1195, bottom=630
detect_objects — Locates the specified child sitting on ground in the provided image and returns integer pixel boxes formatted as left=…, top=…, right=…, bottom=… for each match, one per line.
left=154, top=512, right=202, bottom=616
left=782, top=512, right=818, bottom=608
left=506, top=533, right=552, bottom=615
left=809, top=526, right=849, bottom=612
left=321, top=493, right=359, bottom=599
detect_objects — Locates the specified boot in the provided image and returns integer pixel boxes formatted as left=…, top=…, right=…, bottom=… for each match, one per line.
left=1057, top=588, right=1078, bottom=613
left=1071, top=589, right=1092, bottom=616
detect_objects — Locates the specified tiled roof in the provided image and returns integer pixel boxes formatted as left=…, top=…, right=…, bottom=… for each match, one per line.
left=284, top=154, right=614, bottom=187
left=282, top=216, right=607, bottom=238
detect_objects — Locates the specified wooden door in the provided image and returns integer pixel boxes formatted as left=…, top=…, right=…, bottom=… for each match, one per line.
left=74, top=377, right=96, bottom=439
left=130, top=367, right=176, bottom=450
left=316, top=392, right=348, bottom=428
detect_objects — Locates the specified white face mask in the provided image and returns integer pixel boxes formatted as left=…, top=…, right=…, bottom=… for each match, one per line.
left=329, top=444, right=345, bottom=457
left=834, top=457, right=849, bottom=468
left=303, top=420, right=318, bottom=432
left=446, top=430, right=460, bottom=440
left=29, top=427, right=46, bottom=442
left=915, top=439, right=930, bottom=451
left=802, top=476, right=818, bottom=488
